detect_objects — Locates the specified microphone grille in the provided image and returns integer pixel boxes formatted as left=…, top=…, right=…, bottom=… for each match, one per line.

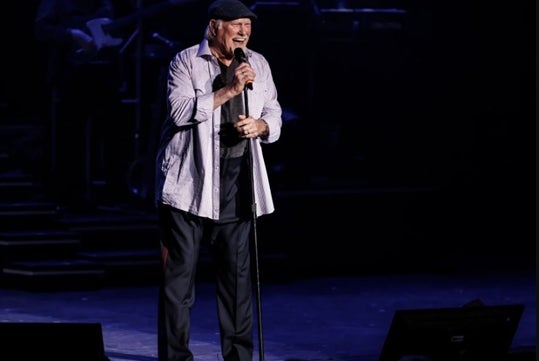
left=234, top=48, right=247, bottom=63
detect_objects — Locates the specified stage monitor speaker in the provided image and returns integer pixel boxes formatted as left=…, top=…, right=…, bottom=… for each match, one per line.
left=378, top=303, right=524, bottom=361
left=0, top=322, right=109, bottom=360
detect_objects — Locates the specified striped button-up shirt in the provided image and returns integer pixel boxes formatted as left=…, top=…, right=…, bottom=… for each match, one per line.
left=155, top=38, right=282, bottom=220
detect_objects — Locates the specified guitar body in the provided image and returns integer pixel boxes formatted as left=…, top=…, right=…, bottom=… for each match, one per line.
left=86, top=18, right=124, bottom=50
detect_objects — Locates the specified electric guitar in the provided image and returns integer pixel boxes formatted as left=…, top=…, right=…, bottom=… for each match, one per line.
left=85, top=17, right=124, bottom=51
left=78, top=0, right=195, bottom=56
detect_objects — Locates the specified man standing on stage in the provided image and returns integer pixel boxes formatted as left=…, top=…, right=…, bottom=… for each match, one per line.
left=154, top=0, right=282, bottom=360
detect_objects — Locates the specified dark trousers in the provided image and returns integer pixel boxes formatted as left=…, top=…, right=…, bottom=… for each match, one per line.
left=158, top=205, right=253, bottom=361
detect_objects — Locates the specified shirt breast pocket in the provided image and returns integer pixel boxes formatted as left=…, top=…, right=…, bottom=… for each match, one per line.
left=247, top=83, right=266, bottom=117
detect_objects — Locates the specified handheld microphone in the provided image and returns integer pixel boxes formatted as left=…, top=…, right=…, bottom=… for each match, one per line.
left=234, top=48, right=253, bottom=90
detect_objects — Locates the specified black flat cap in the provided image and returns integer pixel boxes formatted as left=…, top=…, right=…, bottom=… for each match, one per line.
left=208, top=0, right=257, bottom=21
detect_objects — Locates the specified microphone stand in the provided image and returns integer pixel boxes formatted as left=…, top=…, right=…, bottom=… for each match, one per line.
left=242, top=85, right=265, bottom=361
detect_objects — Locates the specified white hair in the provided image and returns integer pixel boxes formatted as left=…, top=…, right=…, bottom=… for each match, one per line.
left=205, top=19, right=223, bottom=41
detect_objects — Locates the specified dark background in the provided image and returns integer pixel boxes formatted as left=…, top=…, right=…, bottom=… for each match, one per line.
left=0, top=0, right=534, bottom=276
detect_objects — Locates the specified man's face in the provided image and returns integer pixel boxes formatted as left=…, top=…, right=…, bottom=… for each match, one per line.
left=213, top=18, right=252, bottom=59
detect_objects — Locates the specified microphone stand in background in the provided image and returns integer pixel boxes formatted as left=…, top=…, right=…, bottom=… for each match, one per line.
left=242, top=82, right=265, bottom=361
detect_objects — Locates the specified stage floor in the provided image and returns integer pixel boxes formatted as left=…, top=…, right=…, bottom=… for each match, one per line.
left=0, top=270, right=535, bottom=361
